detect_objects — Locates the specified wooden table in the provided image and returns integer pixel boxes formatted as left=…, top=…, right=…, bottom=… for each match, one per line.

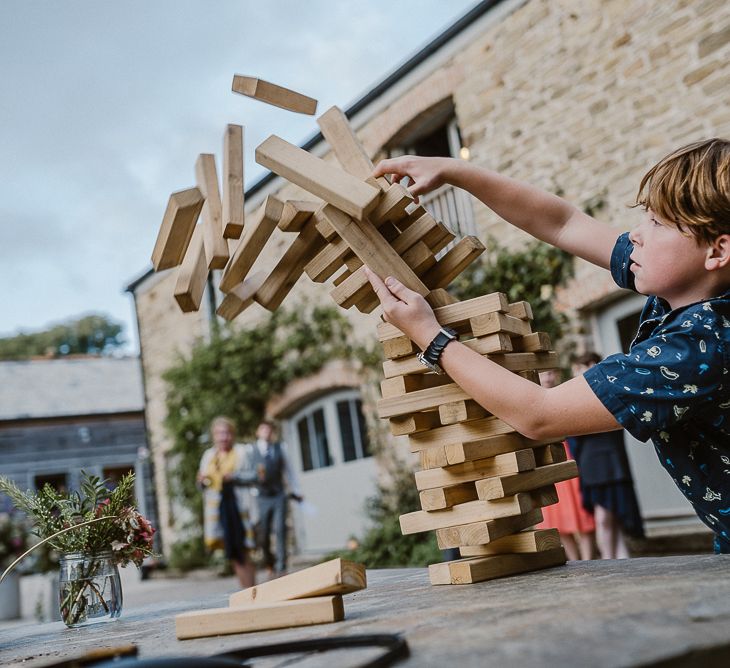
left=2, top=555, right=730, bottom=667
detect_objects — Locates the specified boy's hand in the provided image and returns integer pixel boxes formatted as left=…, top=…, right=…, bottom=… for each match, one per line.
left=365, top=267, right=441, bottom=351
left=372, top=155, right=451, bottom=201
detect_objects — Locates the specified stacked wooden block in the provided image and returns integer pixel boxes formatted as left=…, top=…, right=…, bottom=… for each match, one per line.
left=175, top=558, right=366, bottom=639
left=376, top=294, right=578, bottom=585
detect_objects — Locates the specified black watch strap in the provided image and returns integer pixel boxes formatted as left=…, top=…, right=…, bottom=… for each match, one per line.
left=417, top=327, right=458, bottom=374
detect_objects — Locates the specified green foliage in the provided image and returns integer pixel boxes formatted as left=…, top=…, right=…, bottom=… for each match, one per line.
left=166, top=534, right=209, bottom=571
left=163, top=302, right=379, bottom=556
left=327, top=463, right=442, bottom=568
left=0, top=314, right=125, bottom=360
left=450, top=237, right=574, bottom=346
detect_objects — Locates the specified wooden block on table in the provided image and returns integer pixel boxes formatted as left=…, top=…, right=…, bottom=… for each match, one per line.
left=232, top=75, right=317, bottom=115
left=255, top=136, right=380, bottom=220
left=279, top=200, right=319, bottom=232
left=216, top=271, right=267, bottom=321
left=151, top=187, right=204, bottom=271
left=439, top=400, right=489, bottom=425
left=400, top=488, right=542, bottom=535
left=422, top=236, right=485, bottom=289
left=175, top=595, right=343, bottom=639
left=470, top=312, right=532, bottom=338
left=255, top=220, right=324, bottom=311
left=230, top=558, right=366, bottom=605
left=513, top=331, right=552, bottom=352
left=475, top=460, right=578, bottom=500
left=535, top=443, right=568, bottom=466
left=408, top=416, right=516, bottom=451
left=436, top=508, right=544, bottom=549
left=222, top=124, right=244, bottom=239
left=420, top=446, right=448, bottom=469
left=196, top=153, right=229, bottom=269
left=377, top=292, right=509, bottom=343
left=219, top=195, right=283, bottom=293
left=459, top=528, right=561, bottom=557
left=428, top=547, right=566, bottom=585
left=390, top=412, right=442, bottom=437
left=420, top=483, right=478, bottom=511
left=173, top=226, right=207, bottom=313
left=414, top=448, right=536, bottom=491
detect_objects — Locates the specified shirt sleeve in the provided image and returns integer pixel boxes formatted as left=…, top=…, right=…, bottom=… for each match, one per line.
left=609, top=232, right=636, bottom=292
left=583, top=315, right=727, bottom=442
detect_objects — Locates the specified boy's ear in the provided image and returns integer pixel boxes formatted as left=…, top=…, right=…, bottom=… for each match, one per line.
left=705, top=234, right=730, bottom=271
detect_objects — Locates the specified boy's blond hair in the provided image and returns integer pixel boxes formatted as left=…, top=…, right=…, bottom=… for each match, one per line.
left=636, top=138, right=730, bottom=244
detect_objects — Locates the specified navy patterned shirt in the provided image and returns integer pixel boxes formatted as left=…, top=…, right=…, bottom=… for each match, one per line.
left=584, top=232, right=730, bottom=553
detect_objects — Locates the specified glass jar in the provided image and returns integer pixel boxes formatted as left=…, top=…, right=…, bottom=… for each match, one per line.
left=58, top=552, right=122, bottom=627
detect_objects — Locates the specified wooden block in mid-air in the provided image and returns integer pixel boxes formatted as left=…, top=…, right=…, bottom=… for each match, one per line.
left=222, top=124, right=244, bottom=239
left=173, top=226, right=207, bottom=313
left=216, top=271, right=267, bottom=321
left=195, top=153, right=229, bottom=269
left=232, top=75, right=318, bottom=115
left=151, top=187, right=204, bottom=271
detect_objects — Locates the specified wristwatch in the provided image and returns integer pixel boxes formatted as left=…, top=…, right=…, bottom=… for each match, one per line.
left=417, top=326, right=458, bottom=375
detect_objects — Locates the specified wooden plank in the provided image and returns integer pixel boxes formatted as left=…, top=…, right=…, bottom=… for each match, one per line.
left=476, top=461, right=578, bottom=500
left=222, top=124, right=244, bottom=239
left=229, top=558, right=366, bottom=605
left=422, top=236, right=485, bottom=289
left=420, top=483, right=478, bottom=511
left=459, top=529, right=561, bottom=557
left=175, top=595, right=343, bottom=639
left=514, top=331, right=552, bottom=352
left=439, top=400, right=489, bottom=425
left=380, top=373, right=450, bottom=399
left=428, top=547, right=566, bottom=585
left=219, top=195, right=283, bottom=293
left=377, top=292, right=509, bottom=342
left=232, top=75, right=317, bottom=115
left=445, top=435, right=554, bottom=465
left=400, top=488, right=544, bottom=535
left=470, top=312, right=532, bottom=338
left=195, top=153, right=229, bottom=269
left=508, top=301, right=533, bottom=321
left=408, top=417, right=516, bottom=451
left=535, top=443, right=569, bottom=466
left=151, top=187, right=204, bottom=271
left=414, top=449, right=536, bottom=491
left=216, top=271, right=266, bottom=321
left=305, top=236, right=351, bottom=283
left=377, top=382, right=471, bottom=419
left=279, top=200, right=319, bottom=232
left=390, top=412, right=441, bottom=437
left=332, top=266, right=352, bottom=287
left=436, top=508, right=544, bottom=549
left=256, top=135, right=380, bottom=220
left=381, top=336, right=416, bottom=360
left=382, top=333, right=512, bottom=377
left=420, top=446, right=448, bottom=469
left=254, top=220, right=324, bottom=310
left=173, top=226, right=207, bottom=312
left=369, top=182, right=414, bottom=224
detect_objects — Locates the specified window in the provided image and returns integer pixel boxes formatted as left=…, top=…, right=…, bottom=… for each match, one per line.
left=103, top=466, right=135, bottom=490
left=34, top=473, right=68, bottom=494
left=288, top=390, right=371, bottom=473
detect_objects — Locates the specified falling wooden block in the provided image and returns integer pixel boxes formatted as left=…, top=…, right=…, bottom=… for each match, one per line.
left=306, top=237, right=352, bottom=283
left=475, top=460, right=579, bottom=500
left=256, top=135, right=381, bottom=220
left=408, top=417, right=517, bottom=452
left=436, top=508, right=544, bottom=549
left=151, top=187, right=205, bottom=271
left=459, top=529, right=561, bottom=557
left=439, top=400, right=489, bottom=425
left=219, top=195, right=283, bottom=293
left=419, top=483, right=478, bottom=511
left=217, top=271, right=267, bottom=321
left=279, top=200, right=320, bottom=232
left=175, top=595, right=343, bottom=640
left=255, top=220, right=325, bottom=311
left=173, top=226, right=207, bottom=312
left=230, top=558, right=366, bottom=606
left=222, top=124, right=244, bottom=239
left=413, top=449, right=536, bottom=492
left=422, top=236, right=485, bottom=289
left=428, top=547, right=566, bottom=585
left=389, top=412, right=442, bottom=437
left=195, top=153, right=229, bottom=269
left=232, top=75, right=317, bottom=115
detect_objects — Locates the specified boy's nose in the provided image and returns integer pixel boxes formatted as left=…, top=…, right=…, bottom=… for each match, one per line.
left=629, top=223, right=643, bottom=245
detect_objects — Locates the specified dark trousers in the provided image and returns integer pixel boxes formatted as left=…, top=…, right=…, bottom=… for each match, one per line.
left=257, top=493, right=288, bottom=573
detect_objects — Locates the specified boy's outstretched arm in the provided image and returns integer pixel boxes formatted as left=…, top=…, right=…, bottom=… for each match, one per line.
left=373, top=156, right=618, bottom=270
left=366, top=269, right=621, bottom=440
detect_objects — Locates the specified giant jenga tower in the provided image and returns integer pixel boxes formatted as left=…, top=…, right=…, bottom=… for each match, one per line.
left=151, top=75, right=577, bottom=586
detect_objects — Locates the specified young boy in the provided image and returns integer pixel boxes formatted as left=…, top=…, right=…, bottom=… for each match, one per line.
left=365, top=138, right=730, bottom=554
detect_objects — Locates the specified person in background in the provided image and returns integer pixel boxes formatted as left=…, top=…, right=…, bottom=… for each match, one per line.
left=568, top=352, right=644, bottom=559
left=247, top=420, right=303, bottom=578
left=535, top=369, right=596, bottom=560
left=197, top=416, right=255, bottom=588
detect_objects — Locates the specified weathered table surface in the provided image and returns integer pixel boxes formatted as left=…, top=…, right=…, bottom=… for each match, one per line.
left=2, top=555, right=730, bottom=667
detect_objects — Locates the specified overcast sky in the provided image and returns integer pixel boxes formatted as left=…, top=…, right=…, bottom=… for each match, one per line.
left=0, top=0, right=478, bottom=352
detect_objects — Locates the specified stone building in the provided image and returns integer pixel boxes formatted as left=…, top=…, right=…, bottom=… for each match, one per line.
left=128, top=0, right=730, bottom=554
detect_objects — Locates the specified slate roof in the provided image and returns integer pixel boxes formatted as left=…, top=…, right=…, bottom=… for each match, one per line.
left=0, top=357, right=144, bottom=421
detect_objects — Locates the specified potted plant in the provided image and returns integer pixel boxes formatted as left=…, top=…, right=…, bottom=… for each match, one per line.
left=0, top=471, right=156, bottom=627
left=0, top=511, right=28, bottom=620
